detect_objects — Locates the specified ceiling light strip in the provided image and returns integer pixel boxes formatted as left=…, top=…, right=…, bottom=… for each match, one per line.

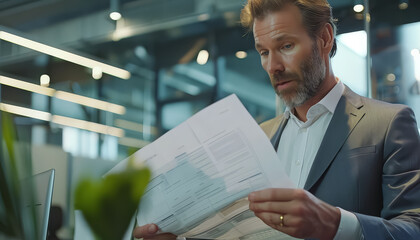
left=115, top=118, right=157, bottom=135
left=118, top=137, right=150, bottom=148
left=54, top=91, right=126, bottom=115
left=0, top=75, right=55, bottom=96
left=0, top=75, right=126, bottom=115
left=0, top=31, right=131, bottom=80
left=0, top=103, right=124, bottom=138
left=51, top=115, right=124, bottom=138
left=0, top=103, right=51, bottom=121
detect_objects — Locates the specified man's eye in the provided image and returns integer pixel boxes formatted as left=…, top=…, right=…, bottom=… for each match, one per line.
left=283, top=44, right=293, bottom=50
left=260, top=51, right=269, bottom=56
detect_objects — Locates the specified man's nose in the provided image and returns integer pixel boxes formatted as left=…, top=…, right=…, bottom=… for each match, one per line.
left=267, top=54, right=285, bottom=75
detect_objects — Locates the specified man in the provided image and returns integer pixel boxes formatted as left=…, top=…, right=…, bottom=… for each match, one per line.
left=134, top=0, right=420, bottom=239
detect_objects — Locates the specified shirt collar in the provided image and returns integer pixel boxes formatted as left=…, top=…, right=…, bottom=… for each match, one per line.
left=317, top=80, right=344, bottom=114
left=283, top=80, right=344, bottom=120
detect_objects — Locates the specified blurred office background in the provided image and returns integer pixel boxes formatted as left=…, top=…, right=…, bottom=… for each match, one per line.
left=0, top=0, right=419, bottom=238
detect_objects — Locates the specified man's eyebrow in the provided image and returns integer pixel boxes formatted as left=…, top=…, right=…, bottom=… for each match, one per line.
left=254, top=34, right=293, bottom=49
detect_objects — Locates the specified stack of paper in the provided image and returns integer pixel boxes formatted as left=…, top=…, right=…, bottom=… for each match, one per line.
left=108, top=94, right=294, bottom=239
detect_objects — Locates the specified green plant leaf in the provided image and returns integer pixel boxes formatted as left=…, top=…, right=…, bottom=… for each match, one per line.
left=74, top=166, right=150, bottom=240
left=2, top=112, right=17, bottom=179
left=0, top=112, right=22, bottom=238
left=0, top=112, right=37, bottom=239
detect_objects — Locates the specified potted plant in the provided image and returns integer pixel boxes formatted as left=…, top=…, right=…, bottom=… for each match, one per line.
left=74, top=160, right=150, bottom=240
left=74, top=157, right=150, bottom=240
left=0, top=112, right=39, bottom=239
left=0, top=111, right=151, bottom=240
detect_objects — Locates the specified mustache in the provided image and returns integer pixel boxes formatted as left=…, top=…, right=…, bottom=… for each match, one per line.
left=270, top=72, right=300, bottom=82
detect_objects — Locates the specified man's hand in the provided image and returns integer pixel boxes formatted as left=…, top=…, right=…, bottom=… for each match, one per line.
left=132, top=224, right=177, bottom=240
left=248, top=188, right=341, bottom=240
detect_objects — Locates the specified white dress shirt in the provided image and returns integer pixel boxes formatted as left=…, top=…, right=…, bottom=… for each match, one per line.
left=277, top=81, right=363, bottom=240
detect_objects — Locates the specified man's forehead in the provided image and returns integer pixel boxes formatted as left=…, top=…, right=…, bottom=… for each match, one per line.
left=253, top=22, right=293, bottom=39
left=252, top=6, right=305, bottom=40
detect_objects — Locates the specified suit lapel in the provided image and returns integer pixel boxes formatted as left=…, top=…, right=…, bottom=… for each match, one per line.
left=270, top=116, right=289, bottom=150
left=304, top=87, right=366, bottom=190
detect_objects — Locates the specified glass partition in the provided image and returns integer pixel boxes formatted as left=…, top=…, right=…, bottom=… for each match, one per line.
left=367, top=1, right=420, bottom=126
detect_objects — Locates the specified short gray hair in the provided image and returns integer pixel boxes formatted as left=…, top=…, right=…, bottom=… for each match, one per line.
left=240, top=0, right=338, bottom=57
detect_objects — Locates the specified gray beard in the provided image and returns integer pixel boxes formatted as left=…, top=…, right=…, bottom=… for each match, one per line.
left=279, top=46, right=326, bottom=109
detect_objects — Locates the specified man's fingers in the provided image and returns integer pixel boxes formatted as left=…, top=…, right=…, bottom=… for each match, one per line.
left=254, top=212, right=287, bottom=227
left=133, top=224, right=177, bottom=240
left=254, top=212, right=303, bottom=237
left=133, top=224, right=158, bottom=238
left=249, top=201, right=291, bottom=213
left=248, top=188, right=297, bottom=202
left=254, top=212, right=296, bottom=232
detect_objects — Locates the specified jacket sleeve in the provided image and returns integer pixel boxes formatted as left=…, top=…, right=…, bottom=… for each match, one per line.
left=354, top=106, right=420, bottom=239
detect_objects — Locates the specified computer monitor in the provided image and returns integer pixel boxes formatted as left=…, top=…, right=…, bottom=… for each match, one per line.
left=22, top=169, right=55, bottom=240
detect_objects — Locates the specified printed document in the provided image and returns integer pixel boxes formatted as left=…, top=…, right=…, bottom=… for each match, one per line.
left=109, top=94, right=294, bottom=239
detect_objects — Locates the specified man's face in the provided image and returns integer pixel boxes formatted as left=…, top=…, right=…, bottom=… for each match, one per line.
left=253, top=4, right=326, bottom=108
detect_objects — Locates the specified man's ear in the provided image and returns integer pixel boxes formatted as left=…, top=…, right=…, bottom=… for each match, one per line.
left=317, top=23, right=334, bottom=57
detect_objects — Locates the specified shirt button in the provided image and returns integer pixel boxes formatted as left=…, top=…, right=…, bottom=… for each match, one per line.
left=296, top=161, right=301, bottom=166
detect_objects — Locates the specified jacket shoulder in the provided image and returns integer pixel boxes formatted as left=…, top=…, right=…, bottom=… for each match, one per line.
left=344, top=85, right=411, bottom=115
left=260, top=115, right=283, bottom=139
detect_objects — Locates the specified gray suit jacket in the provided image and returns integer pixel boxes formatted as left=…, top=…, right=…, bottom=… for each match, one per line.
left=260, top=86, right=420, bottom=239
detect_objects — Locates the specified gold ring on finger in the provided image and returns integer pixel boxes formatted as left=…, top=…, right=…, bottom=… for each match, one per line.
left=279, top=214, right=284, bottom=227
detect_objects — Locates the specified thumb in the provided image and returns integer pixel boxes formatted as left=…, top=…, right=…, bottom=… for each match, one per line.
left=133, top=224, right=158, bottom=238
